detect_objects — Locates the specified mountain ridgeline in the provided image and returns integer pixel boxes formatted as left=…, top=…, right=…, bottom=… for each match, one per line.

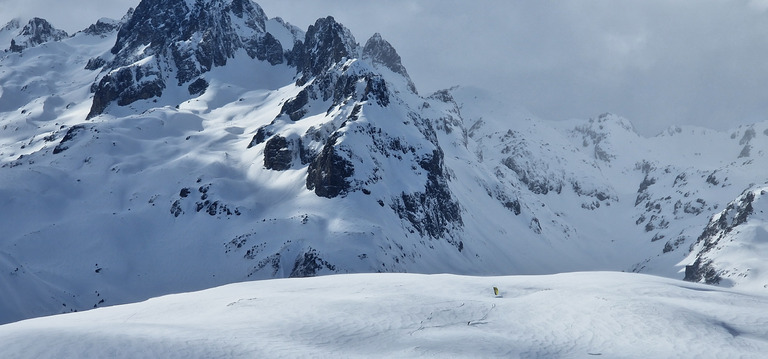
left=1, top=0, right=768, bottom=324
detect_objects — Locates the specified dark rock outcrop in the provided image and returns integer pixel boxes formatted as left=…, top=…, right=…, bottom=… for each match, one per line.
left=306, top=133, right=354, bottom=198
left=88, top=62, right=165, bottom=119
left=247, top=126, right=272, bottom=148
left=187, top=78, right=209, bottom=96
left=84, top=57, right=107, bottom=71
left=502, top=156, right=562, bottom=195
left=52, top=125, right=87, bottom=154
left=290, top=248, right=336, bottom=277
left=264, top=135, right=294, bottom=170
left=279, top=89, right=309, bottom=121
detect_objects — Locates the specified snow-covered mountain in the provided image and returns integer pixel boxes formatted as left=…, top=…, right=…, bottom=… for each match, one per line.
left=1, top=0, right=767, bottom=324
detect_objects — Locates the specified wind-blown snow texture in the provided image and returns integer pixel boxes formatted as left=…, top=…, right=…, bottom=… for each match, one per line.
left=1, top=0, right=768, bottom=326
left=1, top=273, right=767, bottom=358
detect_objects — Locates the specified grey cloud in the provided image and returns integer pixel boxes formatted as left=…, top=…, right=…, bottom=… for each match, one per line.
left=3, top=0, right=768, bottom=135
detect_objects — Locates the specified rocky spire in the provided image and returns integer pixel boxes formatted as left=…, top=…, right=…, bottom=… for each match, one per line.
left=362, top=33, right=416, bottom=94
left=292, top=16, right=360, bottom=84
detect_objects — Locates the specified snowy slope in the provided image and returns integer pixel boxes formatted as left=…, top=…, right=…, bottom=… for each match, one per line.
left=0, top=2, right=478, bottom=323
left=1, top=272, right=766, bottom=358
left=2, top=0, right=768, bottom=325
left=448, top=86, right=768, bottom=281
left=683, top=185, right=768, bottom=290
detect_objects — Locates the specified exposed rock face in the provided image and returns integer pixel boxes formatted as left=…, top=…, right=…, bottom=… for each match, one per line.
left=737, top=127, right=756, bottom=158
left=502, top=154, right=562, bottom=195
left=8, top=18, right=68, bottom=52
left=110, top=0, right=271, bottom=76
left=264, top=135, right=294, bottom=171
left=291, top=16, right=360, bottom=84
left=393, top=149, right=463, bottom=242
left=254, top=32, right=285, bottom=65
left=278, top=89, right=309, bottom=121
left=81, top=18, right=120, bottom=37
left=88, top=60, right=166, bottom=118
left=685, top=188, right=758, bottom=284
left=187, top=78, right=209, bottom=95
left=306, top=133, right=354, bottom=198
left=87, top=0, right=287, bottom=119
left=290, top=248, right=336, bottom=277
left=362, top=33, right=417, bottom=94
left=52, top=125, right=88, bottom=154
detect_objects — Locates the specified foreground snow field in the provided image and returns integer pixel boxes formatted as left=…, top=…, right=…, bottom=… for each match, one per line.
left=0, top=272, right=766, bottom=358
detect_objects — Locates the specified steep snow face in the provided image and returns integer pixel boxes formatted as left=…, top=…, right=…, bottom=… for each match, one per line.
left=1, top=272, right=766, bottom=358
left=684, top=185, right=768, bottom=290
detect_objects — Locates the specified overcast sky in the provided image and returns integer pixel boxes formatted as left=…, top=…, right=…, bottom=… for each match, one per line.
left=2, top=0, right=768, bottom=135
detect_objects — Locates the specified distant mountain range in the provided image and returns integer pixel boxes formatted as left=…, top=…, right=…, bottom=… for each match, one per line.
left=1, top=0, right=767, bottom=324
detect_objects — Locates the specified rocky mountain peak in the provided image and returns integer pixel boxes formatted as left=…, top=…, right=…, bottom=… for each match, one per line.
left=294, top=16, right=359, bottom=84
left=2, top=18, right=22, bottom=32
left=362, top=33, right=416, bottom=94
left=570, top=113, right=638, bottom=162
left=111, top=0, right=269, bottom=68
left=589, top=113, right=637, bottom=134
left=7, top=17, right=68, bottom=53
left=87, top=0, right=285, bottom=119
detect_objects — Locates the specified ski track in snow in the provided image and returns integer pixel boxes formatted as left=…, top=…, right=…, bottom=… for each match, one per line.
left=1, top=272, right=767, bottom=358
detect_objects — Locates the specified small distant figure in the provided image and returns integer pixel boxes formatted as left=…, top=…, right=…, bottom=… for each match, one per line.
left=493, top=286, right=499, bottom=296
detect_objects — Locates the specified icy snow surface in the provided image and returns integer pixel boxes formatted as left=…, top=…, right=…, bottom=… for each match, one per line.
left=0, top=272, right=766, bottom=358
